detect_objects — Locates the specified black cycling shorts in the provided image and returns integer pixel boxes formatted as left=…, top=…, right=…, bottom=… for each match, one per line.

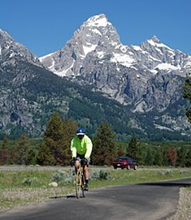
left=76, top=154, right=90, bottom=166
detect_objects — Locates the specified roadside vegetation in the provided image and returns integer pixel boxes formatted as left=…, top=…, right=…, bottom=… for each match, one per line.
left=0, top=167, right=191, bottom=211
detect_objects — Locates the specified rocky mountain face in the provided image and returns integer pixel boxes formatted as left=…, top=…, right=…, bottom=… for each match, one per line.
left=0, top=28, right=135, bottom=139
left=40, top=14, right=191, bottom=113
left=0, top=29, right=68, bottom=137
left=0, top=29, right=43, bottom=68
left=0, top=14, right=191, bottom=140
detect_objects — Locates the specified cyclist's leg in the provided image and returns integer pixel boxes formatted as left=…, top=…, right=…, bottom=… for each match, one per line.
left=83, top=164, right=89, bottom=180
left=74, top=158, right=80, bottom=174
left=82, top=159, right=90, bottom=190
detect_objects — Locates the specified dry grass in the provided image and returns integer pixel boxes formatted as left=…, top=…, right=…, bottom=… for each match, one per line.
left=0, top=187, right=73, bottom=211
left=167, top=188, right=191, bottom=220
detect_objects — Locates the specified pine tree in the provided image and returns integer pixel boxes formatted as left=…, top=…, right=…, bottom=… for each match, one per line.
left=153, top=149, right=163, bottom=166
left=185, top=148, right=191, bottom=167
left=0, top=136, right=10, bottom=165
left=92, top=122, right=116, bottom=166
left=38, top=112, right=64, bottom=165
left=161, top=148, right=168, bottom=166
left=26, top=145, right=39, bottom=165
left=145, top=148, right=154, bottom=166
left=177, top=147, right=188, bottom=167
left=117, top=145, right=124, bottom=157
left=61, top=119, right=78, bottom=165
left=166, top=147, right=177, bottom=166
left=37, top=143, right=56, bottom=165
left=126, top=134, right=139, bottom=160
left=13, top=134, right=30, bottom=165
left=183, top=73, right=191, bottom=123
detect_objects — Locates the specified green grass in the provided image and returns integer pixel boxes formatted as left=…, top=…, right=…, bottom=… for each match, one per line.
left=0, top=170, right=54, bottom=189
left=186, top=186, right=191, bottom=191
left=89, top=168, right=191, bottom=189
left=0, top=167, right=191, bottom=211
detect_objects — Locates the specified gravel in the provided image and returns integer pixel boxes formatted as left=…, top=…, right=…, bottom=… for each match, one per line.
left=167, top=188, right=191, bottom=220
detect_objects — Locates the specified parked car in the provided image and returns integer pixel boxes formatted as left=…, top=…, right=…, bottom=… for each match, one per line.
left=113, top=157, right=138, bottom=170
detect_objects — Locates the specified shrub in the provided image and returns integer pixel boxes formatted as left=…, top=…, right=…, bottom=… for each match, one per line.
left=52, top=169, right=111, bottom=184
left=90, top=169, right=111, bottom=180
left=157, top=169, right=172, bottom=176
left=179, top=170, right=191, bottom=174
left=52, top=170, right=73, bottom=184
left=22, top=177, right=39, bottom=186
left=89, top=169, right=101, bottom=180
left=99, top=170, right=110, bottom=180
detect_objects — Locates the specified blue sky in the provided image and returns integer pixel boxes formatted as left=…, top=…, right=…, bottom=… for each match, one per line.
left=1, top=0, right=190, bottom=57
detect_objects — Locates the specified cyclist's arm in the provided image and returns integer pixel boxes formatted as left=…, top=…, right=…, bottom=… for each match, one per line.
left=85, top=137, right=93, bottom=159
left=70, top=138, right=77, bottom=158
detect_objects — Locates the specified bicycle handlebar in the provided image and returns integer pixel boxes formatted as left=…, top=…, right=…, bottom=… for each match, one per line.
left=71, top=157, right=88, bottom=166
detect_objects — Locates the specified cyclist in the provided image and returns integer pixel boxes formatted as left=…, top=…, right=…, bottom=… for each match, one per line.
left=71, top=128, right=93, bottom=191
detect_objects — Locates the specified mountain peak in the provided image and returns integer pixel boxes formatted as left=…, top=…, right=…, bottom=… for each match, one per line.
left=150, top=35, right=160, bottom=43
left=85, top=14, right=109, bottom=27
left=0, top=28, right=4, bottom=33
left=0, top=28, right=12, bottom=40
left=0, top=28, right=43, bottom=67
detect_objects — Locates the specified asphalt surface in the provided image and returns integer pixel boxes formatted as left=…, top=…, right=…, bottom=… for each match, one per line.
left=0, top=178, right=191, bottom=220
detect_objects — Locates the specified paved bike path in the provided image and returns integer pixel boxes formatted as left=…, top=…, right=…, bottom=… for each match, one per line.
left=0, top=178, right=191, bottom=220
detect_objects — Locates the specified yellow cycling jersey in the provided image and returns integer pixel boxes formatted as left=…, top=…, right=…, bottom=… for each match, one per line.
left=70, top=135, right=93, bottom=159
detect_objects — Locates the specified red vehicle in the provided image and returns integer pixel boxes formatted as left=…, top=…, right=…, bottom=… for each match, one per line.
left=113, top=157, right=138, bottom=170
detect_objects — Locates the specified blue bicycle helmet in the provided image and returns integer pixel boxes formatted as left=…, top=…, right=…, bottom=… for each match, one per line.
left=76, top=128, right=86, bottom=135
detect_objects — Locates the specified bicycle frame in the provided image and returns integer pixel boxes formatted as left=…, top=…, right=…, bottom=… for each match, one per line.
left=74, top=161, right=85, bottom=199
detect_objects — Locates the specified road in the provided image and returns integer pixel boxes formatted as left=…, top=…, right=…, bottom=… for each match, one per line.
left=0, top=178, right=191, bottom=220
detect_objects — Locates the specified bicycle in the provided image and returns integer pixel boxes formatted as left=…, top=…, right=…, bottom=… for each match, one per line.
left=73, top=158, right=86, bottom=199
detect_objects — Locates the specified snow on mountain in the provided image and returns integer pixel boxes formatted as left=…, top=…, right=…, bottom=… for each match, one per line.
left=139, top=36, right=191, bottom=74
left=110, top=52, right=135, bottom=67
left=39, top=14, right=121, bottom=77
left=155, top=63, right=181, bottom=71
left=85, top=14, right=110, bottom=27
left=40, top=15, right=191, bottom=79
left=1, top=23, right=191, bottom=139
left=39, top=14, right=191, bottom=113
left=83, top=44, right=97, bottom=56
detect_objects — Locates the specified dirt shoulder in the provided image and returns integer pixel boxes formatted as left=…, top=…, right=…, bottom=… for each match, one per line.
left=167, top=188, right=191, bottom=220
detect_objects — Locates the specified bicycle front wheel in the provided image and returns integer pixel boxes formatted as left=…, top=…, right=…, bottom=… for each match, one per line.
left=81, top=174, right=85, bottom=198
left=75, top=173, right=81, bottom=199
left=75, top=171, right=85, bottom=199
